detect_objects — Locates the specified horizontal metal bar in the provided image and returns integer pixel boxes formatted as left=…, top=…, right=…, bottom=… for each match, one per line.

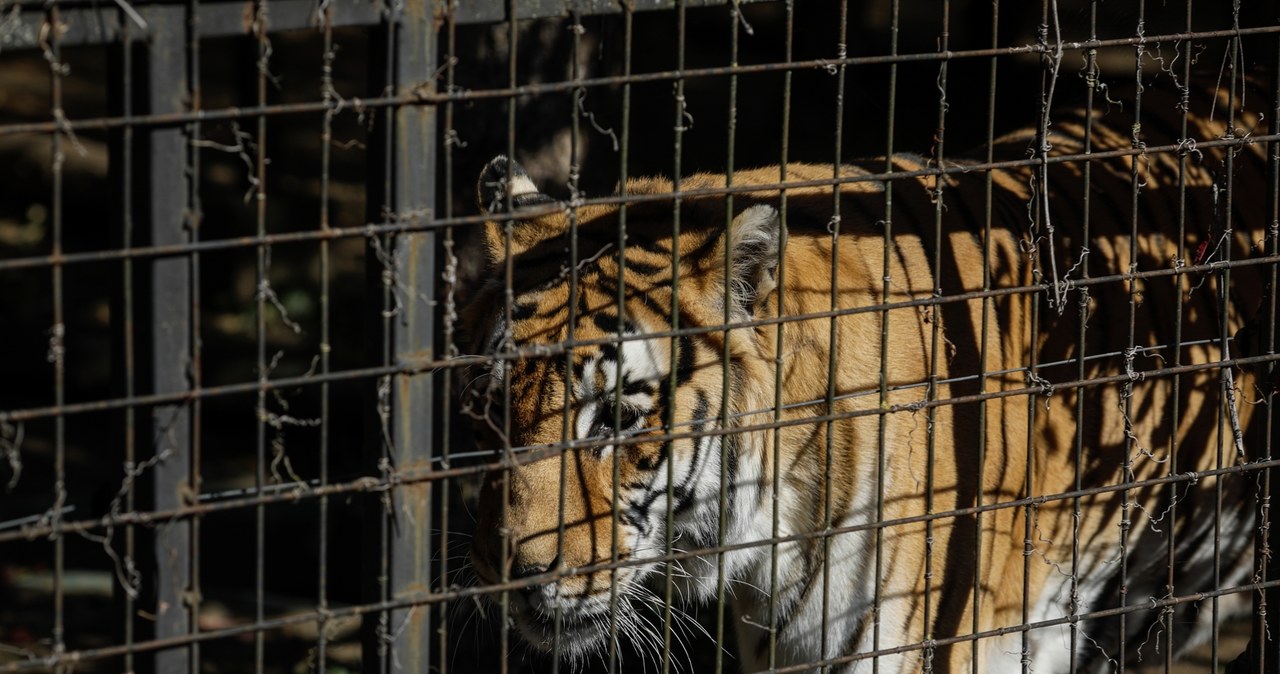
left=0, top=359, right=449, bottom=423
left=0, top=0, right=383, bottom=49
left=0, top=505, right=75, bottom=532
left=3, top=23, right=1279, bottom=137
left=452, top=0, right=775, bottom=24
left=1, top=539, right=1276, bottom=673
left=0, top=131, right=1275, bottom=273
left=1, top=0, right=773, bottom=49
left=5, top=350, right=1279, bottom=547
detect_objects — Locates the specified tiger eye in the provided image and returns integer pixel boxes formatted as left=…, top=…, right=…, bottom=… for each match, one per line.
left=599, top=400, right=642, bottom=433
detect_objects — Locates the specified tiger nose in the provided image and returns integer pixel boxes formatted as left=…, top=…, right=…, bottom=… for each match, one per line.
left=510, top=553, right=560, bottom=581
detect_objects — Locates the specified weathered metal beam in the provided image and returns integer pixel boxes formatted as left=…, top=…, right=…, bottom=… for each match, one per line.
left=0, top=0, right=776, bottom=51
left=386, top=0, right=436, bottom=670
left=361, top=0, right=436, bottom=671
left=140, top=5, right=194, bottom=673
left=454, top=0, right=774, bottom=23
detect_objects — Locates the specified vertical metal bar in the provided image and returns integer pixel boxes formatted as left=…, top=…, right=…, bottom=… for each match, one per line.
left=438, top=2, right=460, bottom=673
left=184, top=0, right=203, bottom=670
left=1024, top=0, right=1057, bottom=668
left=557, top=8, right=583, bottom=669
left=368, top=9, right=397, bottom=672
left=46, top=1, right=66, bottom=665
left=608, top=5, right=634, bottom=674
left=251, top=2, right=270, bottom=671
left=662, top=3, right=687, bottom=672
left=498, top=3, right=517, bottom=674
left=115, top=10, right=139, bottom=673
left=1070, top=4, right=1100, bottom=674
left=1213, top=14, right=1242, bottom=671
left=317, top=4, right=336, bottom=672
left=820, top=3, right=850, bottom=670
left=973, top=2, right=998, bottom=671
left=875, top=4, right=900, bottom=672
left=389, top=0, right=436, bottom=670
left=143, top=6, right=194, bottom=671
left=923, top=3, right=951, bottom=670
left=1119, top=3, right=1149, bottom=668
left=1162, top=2, right=1194, bottom=672
left=768, top=1, right=794, bottom=670
left=715, top=4, right=740, bottom=671
left=1263, top=22, right=1280, bottom=674
left=363, top=1, right=436, bottom=670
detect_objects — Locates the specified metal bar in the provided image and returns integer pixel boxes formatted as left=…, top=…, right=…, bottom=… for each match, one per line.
left=451, top=0, right=772, bottom=23
left=361, top=9, right=394, bottom=672
left=105, top=6, right=140, bottom=672
left=1022, top=4, right=1061, bottom=666
left=379, top=0, right=437, bottom=671
left=606, top=4, right=634, bottom=673
left=1263, top=20, right=1280, bottom=674
left=1119, top=1, right=1147, bottom=667
left=1213, top=19, right=1244, bottom=671
left=384, top=0, right=435, bottom=665
left=1161, top=3, right=1193, bottom=672
left=140, top=5, right=193, bottom=672
left=1, top=0, right=381, bottom=48
left=361, top=17, right=398, bottom=674
left=820, top=1, right=849, bottom=668
left=251, top=1, right=270, bottom=672
left=924, top=2, right=949, bottom=668
left=436, top=0, right=459, bottom=670
left=767, top=2, right=794, bottom=669
left=183, top=0, right=203, bottom=670
left=1069, top=4, right=1100, bottom=673
left=7, top=24, right=1280, bottom=139
left=874, top=2, right=901, bottom=670
left=0, top=0, right=776, bottom=48
left=715, top=2, right=739, bottom=670
left=497, top=0, right=517, bottom=670
left=662, top=3, right=687, bottom=671
left=45, top=2, right=67, bottom=667
left=558, top=8, right=584, bottom=670
left=973, top=1, right=998, bottom=671
left=316, top=4, right=336, bottom=673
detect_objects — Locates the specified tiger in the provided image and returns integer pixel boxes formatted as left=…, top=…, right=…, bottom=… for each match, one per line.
left=462, top=75, right=1276, bottom=674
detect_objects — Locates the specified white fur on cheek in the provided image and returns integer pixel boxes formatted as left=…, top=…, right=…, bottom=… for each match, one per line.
left=619, top=333, right=663, bottom=387
left=508, top=174, right=538, bottom=197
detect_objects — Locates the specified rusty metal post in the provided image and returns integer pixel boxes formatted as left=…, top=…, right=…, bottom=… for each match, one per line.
left=363, top=0, right=437, bottom=671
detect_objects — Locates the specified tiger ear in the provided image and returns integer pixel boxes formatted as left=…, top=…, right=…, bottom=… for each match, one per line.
left=726, top=204, right=782, bottom=310
left=477, top=155, right=556, bottom=214
left=477, top=155, right=562, bottom=268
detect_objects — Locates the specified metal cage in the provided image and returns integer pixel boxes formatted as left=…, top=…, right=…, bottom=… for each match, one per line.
left=1, top=1, right=1279, bottom=673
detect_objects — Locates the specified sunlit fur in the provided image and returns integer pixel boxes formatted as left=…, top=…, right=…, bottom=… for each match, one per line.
left=465, top=81, right=1273, bottom=673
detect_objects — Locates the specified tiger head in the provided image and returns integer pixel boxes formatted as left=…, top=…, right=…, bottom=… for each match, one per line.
left=464, top=156, right=782, bottom=660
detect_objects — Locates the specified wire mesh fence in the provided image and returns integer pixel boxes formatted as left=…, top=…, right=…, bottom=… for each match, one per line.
left=1, top=1, right=1279, bottom=673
